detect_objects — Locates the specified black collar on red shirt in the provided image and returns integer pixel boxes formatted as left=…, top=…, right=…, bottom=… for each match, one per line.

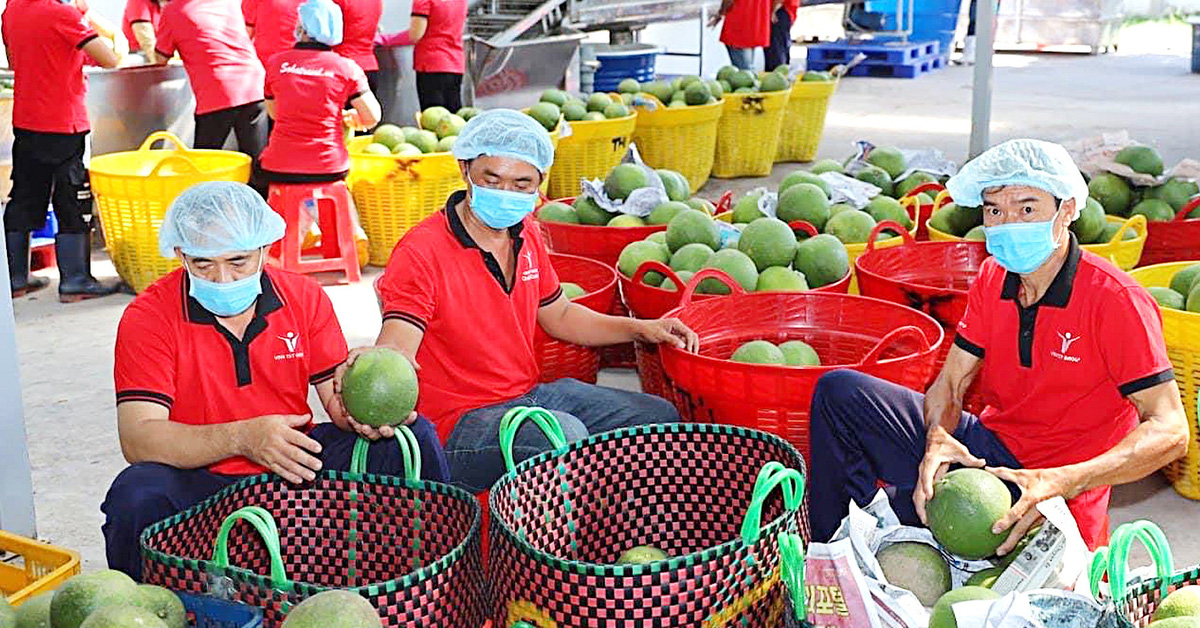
left=444, top=189, right=527, bottom=294
left=295, top=41, right=332, bottom=51
left=182, top=271, right=283, bottom=387
left=999, top=233, right=1081, bottom=308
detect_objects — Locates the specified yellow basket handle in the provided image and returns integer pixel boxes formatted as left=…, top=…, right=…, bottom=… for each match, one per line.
left=148, top=154, right=203, bottom=177
left=138, top=131, right=190, bottom=152
left=933, top=189, right=954, bottom=211
left=1104, top=214, right=1148, bottom=244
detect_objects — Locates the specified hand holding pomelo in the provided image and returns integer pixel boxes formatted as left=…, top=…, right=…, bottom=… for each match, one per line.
left=341, top=348, right=419, bottom=428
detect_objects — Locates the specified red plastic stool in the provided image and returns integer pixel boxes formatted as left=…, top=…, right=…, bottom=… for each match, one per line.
left=267, top=181, right=361, bottom=283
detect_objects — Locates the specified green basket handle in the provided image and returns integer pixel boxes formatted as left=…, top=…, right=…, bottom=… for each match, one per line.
left=740, top=462, right=805, bottom=545
left=779, top=531, right=807, bottom=620
left=1089, top=520, right=1173, bottom=601
left=211, top=506, right=292, bottom=592
left=348, top=425, right=422, bottom=481
left=498, top=406, right=568, bottom=473
left=138, top=130, right=189, bottom=152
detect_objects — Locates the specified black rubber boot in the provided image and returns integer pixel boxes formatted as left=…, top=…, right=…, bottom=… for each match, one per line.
left=55, top=233, right=119, bottom=302
left=6, top=231, right=48, bottom=297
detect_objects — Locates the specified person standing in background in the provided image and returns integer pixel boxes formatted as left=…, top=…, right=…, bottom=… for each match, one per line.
left=242, top=0, right=304, bottom=69
left=76, top=0, right=131, bottom=60
left=330, top=0, right=382, bottom=92
left=122, top=0, right=162, bottom=61
left=764, top=0, right=799, bottom=70
left=709, top=0, right=771, bottom=71
left=375, top=0, right=468, bottom=112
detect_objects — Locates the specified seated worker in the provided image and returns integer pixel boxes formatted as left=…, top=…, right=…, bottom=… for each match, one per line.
left=347, top=109, right=699, bottom=494
left=258, top=0, right=382, bottom=184
left=101, top=182, right=448, bottom=581
left=808, top=139, right=1187, bottom=552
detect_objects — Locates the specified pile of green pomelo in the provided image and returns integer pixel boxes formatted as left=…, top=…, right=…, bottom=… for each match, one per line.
left=530, top=89, right=632, bottom=128
left=536, top=162, right=708, bottom=228
left=1148, top=262, right=1200, bottom=313
left=358, top=105, right=482, bottom=157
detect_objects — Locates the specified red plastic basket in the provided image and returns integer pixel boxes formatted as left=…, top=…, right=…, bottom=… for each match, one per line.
left=1141, top=198, right=1200, bottom=267
left=898, top=181, right=946, bottom=241
left=659, top=270, right=944, bottom=460
left=534, top=253, right=618, bottom=384
left=855, top=221, right=989, bottom=413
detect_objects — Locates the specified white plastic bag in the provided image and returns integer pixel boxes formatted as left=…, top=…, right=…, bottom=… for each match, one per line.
left=577, top=143, right=668, bottom=218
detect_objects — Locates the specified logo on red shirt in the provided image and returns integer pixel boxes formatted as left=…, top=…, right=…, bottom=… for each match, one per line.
left=275, top=331, right=304, bottom=360
left=1051, top=331, right=1082, bottom=363
left=520, top=249, right=539, bottom=283
left=280, top=62, right=335, bottom=79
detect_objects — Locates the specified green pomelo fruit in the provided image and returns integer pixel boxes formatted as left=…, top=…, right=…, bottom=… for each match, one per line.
left=562, top=101, right=588, bottom=122
left=716, top=65, right=738, bottom=83
left=729, top=70, right=757, bottom=90
left=455, top=106, right=481, bottom=121
left=1071, top=197, right=1107, bottom=243
left=965, top=567, right=1004, bottom=589
left=618, top=78, right=641, bottom=94
left=134, top=586, right=183, bottom=628
left=929, top=587, right=1001, bottom=628
left=756, top=266, right=808, bottom=292
left=561, top=282, right=586, bottom=300
left=342, top=348, right=419, bottom=427
left=660, top=270, right=694, bottom=292
left=537, top=201, right=578, bottom=224
left=1116, top=145, right=1164, bottom=177
left=758, top=72, right=788, bottom=92
left=824, top=210, right=877, bottom=244
left=876, top=542, right=952, bottom=607
left=435, top=136, right=457, bottom=152
left=927, top=207, right=956, bottom=235
left=1132, top=198, right=1176, bottom=222
left=738, top=217, right=798, bottom=271
left=391, top=143, right=421, bottom=157
left=409, top=129, right=439, bottom=153
left=78, top=605, right=165, bottom=628
left=656, top=169, right=691, bottom=201
left=856, top=165, right=895, bottom=197
left=867, top=147, right=907, bottom=179
left=793, top=234, right=849, bottom=288
left=865, top=196, right=912, bottom=230
left=1189, top=283, right=1200, bottom=314
left=648, top=201, right=690, bottom=225
left=828, top=203, right=854, bottom=218
left=1089, top=173, right=1133, bottom=216
left=646, top=232, right=667, bottom=245
left=586, top=92, right=612, bottom=113
left=948, top=204, right=984, bottom=236
left=684, top=82, right=713, bottom=105
left=777, top=183, right=831, bottom=231
left=1148, top=618, right=1200, bottom=628
left=281, top=590, right=381, bottom=628
left=1, top=598, right=14, bottom=627
left=731, top=192, right=766, bottom=223
left=964, top=225, right=986, bottom=241
left=731, top=340, right=785, bottom=364
left=646, top=81, right=675, bottom=103
left=620, top=93, right=636, bottom=106
left=608, top=214, right=646, bottom=227
left=1099, top=222, right=1138, bottom=242
left=810, top=159, right=844, bottom=175
left=778, top=340, right=820, bottom=366
left=51, top=570, right=144, bottom=628
left=362, top=143, right=391, bottom=156
left=666, top=210, right=720, bottom=252
left=617, top=240, right=670, bottom=278
left=1153, top=586, right=1200, bottom=622
left=617, top=545, right=668, bottom=565
left=998, top=525, right=1042, bottom=568
left=773, top=63, right=790, bottom=75
left=802, top=70, right=832, bottom=81
left=14, top=592, right=53, bottom=628
left=732, top=87, right=755, bottom=94
left=527, top=102, right=562, bottom=132
left=539, top=89, right=568, bottom=106
left=895, top=171, right=938, bottom=198
left=605, top=163, right=651, bottom=201
left=399, top=126, right=422, bottom=144
left=698, top=249, right=758, bottom=294
left=1149, top=178, right=1200, bottom=211
left=603, top=102, right=630, bottom=119
left=1147, top=287, right=1186, bottom=310
left=419, top=106, right=451, bottom=131
left=573, top=195, right=615, bottom=226
left=706, top=80, right=725, bottom=99
left=926, top=468, right=1012, bottom=559
left=371, top=124, right=405, bottom=150
left=1169, top=264, right=1200, bottom=297
left=670, top=243, right=715, bottom=273
left=685, top=198, right=716, bottom=215
left=434, top=114, right=465, bottom=139
left=780, top=170, right=830, bottom=196
left=583, top=111, right=606, bottom=121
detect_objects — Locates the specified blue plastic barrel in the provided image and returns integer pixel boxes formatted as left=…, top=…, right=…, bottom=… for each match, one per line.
left=589, top=43, right=661, bottom=93
left=866, top=0, right=963, bottom=56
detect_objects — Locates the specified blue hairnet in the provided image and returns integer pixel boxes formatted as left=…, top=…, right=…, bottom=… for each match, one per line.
left=451, top=109, right=555, bottom=173
left=298, top=0, right=343, bottom=47
left=946, top=138, right=1088, bottom=221
left=159, top=181, right=286, bottom=257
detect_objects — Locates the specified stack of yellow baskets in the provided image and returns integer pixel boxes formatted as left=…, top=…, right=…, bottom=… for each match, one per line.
left=775, top=79, right=839, bottom=163
left=711, top=89, right=792, bottom=178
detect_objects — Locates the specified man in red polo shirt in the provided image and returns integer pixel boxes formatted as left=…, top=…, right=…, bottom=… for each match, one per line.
left=347, top=110, right=698, bottom=494
left=101, top=182, right=448, bottom=581
left=807, top=139, right=1187, bottom=551
left=242, top=0, right=303, bottom=70
left=122, top=0, right=161, bottom=61
left=3, top=0, right=125, bottom=301
left=375, top=0, right=467, bottom=111
left=710, top=0, right=771, bottom=70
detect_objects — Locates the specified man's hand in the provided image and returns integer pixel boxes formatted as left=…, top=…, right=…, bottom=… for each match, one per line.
left=331, top=346, right=420, bottom=441
left=237, top=414, right=322, bottom=484
left=707, top=13, right=723, bottom=27
left=343, top=109, right=365, bottom=132
left=632, top=318, right=699, bottom=353
left=913, top=426, right=986, bottom=523
left=986, top=466, right=1078, bottom=555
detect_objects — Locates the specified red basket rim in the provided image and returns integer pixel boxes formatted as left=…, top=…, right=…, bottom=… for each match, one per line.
left=548, top=251, right=618, bottom=311
left=854, top=237, right=988, bottom=296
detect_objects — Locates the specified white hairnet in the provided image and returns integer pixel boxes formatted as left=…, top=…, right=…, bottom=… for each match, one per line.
left=298, top=0, right=343, bottom=47
left=451, top=108, right=555, bottom=173
left=159, top=181, right=285, bottom=258
left=946, top=138, right=1088, bottom=221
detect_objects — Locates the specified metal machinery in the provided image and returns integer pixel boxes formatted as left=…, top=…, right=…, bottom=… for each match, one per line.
left=994, top=0, right=1125, bottom=54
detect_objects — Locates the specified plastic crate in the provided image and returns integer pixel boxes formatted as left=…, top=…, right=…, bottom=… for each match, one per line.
left=0, top=530, right=80, bottom=606
left=179, top=592, right=263, bottom=628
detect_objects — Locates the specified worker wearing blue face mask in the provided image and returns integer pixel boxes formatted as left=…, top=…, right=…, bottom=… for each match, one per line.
left=101, top=181, right=448, bottom=581
left=353, top=109, right=699, bottom=495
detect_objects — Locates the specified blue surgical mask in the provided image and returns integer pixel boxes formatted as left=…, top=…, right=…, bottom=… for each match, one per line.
left=467, top=176, right=538, bottom=229
left=186, top=252, right=264, bottom=317
left=983, top=211, right=1062, bottom=275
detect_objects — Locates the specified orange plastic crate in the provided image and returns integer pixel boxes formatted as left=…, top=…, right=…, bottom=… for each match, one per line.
left=0, top=530, right=81, bottom=605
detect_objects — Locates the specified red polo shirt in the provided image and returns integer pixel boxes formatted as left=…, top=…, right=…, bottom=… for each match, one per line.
left=1, top=0, right=97, bottom=133
left=241, top=0, right=302, bottom=68
left=260, top=43, right=368, bottom=177
left=410, top=0, right=467, bottom=74
left=955, top=235, right=1174, bottom=549
left=721, top=0, right=771, bottom=49
left=122, top=0, right=161, bottom=52
left=113, top=267, right=348, bottom=476
left=378, top=192, right=562, bottom=442
left=156, top=0, right=265, bottom=115
left=783, top=0, right=800, bottom=22
left=331, top=0, right=382, bottom=72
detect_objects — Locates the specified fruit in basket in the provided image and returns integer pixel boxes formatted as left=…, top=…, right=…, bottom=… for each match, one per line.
left=824, top=210, right=877, bottom=245
left=717, top=65, right=738, bottom=83
left=618, top=240, right=670, bottom=279
left=371, top=124, right=405, bottom=150
left=731, top=340, right=786, bottom=364
left=926, top=468, right=1012, bottom=560
left=539, top=89, right=569, bottom=106
left=779, top=340, right=820, bottom=366
left=1147, top=178, right=1200, bottom=211
left=434, top=114, right=466, bottom=140
left=684, top=81, right=713, bottom=105
left=51, top=570, right=143, bottom=628
left=537, top=202, right=578, bottom=224
left=436, top=136, right=457, bottom=152
left=927, top=206, right=956, bottom=235
left=1147, top=619, right=1200, bottom=628
left=876, top=542, right=951, bottom=606
left=698, top=249, right=758, bottom=294
left=729, top=70, right=757, bottom=91
left=739, top=217, right=798, bottom=271
left=1152, top=586, right=1200, bottom=622
left=604, top=102, right=630, bottom=118
left=802, top=70, right=832, bottom=81
left=419, top=106, right=451, bottom=131
left=964, top=226, right=986, bottom=241
left=867, top=147, right=908, bottom=180
left=645, top=81, right=675, bottom=104
left=1170, top=264, right=1200, bottom=297
left=527, top=102, right=562, bottom=132
left=561, top=282, right=586, bottom=300
left=14, top=592, right=52, bottom=628
left=132, top=586, right=183, bottom=628
left=793, top=234, right=848, bottom=288
left=646, top=232, right=667, bottom=245
left=584, top=111, right=608, bottom=121
left=1116, top=145, right=1164, bottom=177
left=1, top=598, right=14, bottom=624
left=409, top=129, right=438, bottom=154
left=759, top=72, right=789, bottom=92
left=895, top=171, right=938, bottom=198
left=648, top=201, right=689, bottom=225
left=660, top=270, right=694, bottom=292
left=562, top=101, right=588, bottom=122
left=585, top=92, right=611, bottom=112
left=78, top=604, right=166, bottom=628
left=828, top=203, right=854, bottom=219
left=1089, top=173, right=1133, bottom=216
left=666, top=210, right=720, bottom=252
left=618, top=78, right=641, bottom=94
left=810, top=159, right=843, bottom=175
left=670, top=243, right=715, bottom=273
left=1132, top=198, right=1175, bottom=222
left=929, top=587, right=1000, bottom=628
left=1070, top=197, right=1107, bottom=244
left=756, top=266, right=807, bottom=292
left=399, top=126, right=422, bottom=143
left=605, top=163, right=651, bottom=201
left=707, top=79, right=725, bottom=99
left=1099, top=222, right=1137, bottom=242
left=456, top=106, right=481, bottom=120
left=778, top=183, right=831, bottom=230
left=685, top=197, right=716, bottom=215
left=732, top=192, right=766, bottom=224
left=780, top=170, right=830, bottom=196
left=656, top=169, right=691, bottom=201
left=281, top=590, right=381, bottom=628
left=341, top=348, right=419, bottom=427
left=856, top=165, right=895, bottom=197
left=608, top=214, right=646, bottom=227
left=617, top=545, right=668, bottom=565
left=965, top=566, right=1003, bottom=589
left=573, top=196, right=615, bottom=226
left=391, top=143, right=422, bottom=157
left=865, top=196, right=913, bottom=230
left=1189, top=284, right=1200, bottom=314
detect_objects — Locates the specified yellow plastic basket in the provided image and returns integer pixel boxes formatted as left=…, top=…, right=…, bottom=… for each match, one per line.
left=89, top=131, right=252, bottom=293
left=0, top=530, right=80, bottom=606
left=1128, top=261, right=1200, bottom=500
left=775, top=79, right=838, bottom=163
left=712, top=89, right=792, bottom=179
left=548, top=99, right=638, bottom=199
left=630, top=98, right=723, bottom=194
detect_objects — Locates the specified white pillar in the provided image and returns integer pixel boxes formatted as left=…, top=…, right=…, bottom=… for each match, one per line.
left=968, top=0, right=996, bottom=159
left=0, top=246, right=36, bottom=537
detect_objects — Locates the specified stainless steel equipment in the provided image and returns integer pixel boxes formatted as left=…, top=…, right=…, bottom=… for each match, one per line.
left=464, top=30, right=587, bottom=108
left=994, top=0, right=1124, bottom=53
left=83, top=63, right=197, bottom=156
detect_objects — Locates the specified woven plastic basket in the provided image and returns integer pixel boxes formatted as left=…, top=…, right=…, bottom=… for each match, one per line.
left=712, top=90, right=792, bottom=179
left=89, top=131, right=252, bottom=292
left=140, top=430, right=486, bottom=627
left=488, top=406, right=808, bottom=626
left=928, top=213, right=1148, bottom=271
left=775, top=79, right=838, bottom=163
left=659, top=272, right=944, bottom=459
left=631, top=98, right=723, bottom=194
left=1128, top=261, right=1200, bottom=500
left=1141, top=198, right=1200, bottom=266
left=534, top=253, right=618, bottom=384
left=547, top=103, right=638, bottom=200
left=1090, top=521, right=1193, bottom=628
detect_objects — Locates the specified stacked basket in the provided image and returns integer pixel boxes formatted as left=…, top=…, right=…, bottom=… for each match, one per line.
left=534, top=253, right=619, bottom=384
left=775, top=79, right=838, bottom=164
left=630, top=98, right=723, bottom=194
left=712, top=90, right=792, bottom=179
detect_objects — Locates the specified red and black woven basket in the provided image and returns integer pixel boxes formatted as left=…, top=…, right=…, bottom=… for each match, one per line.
left=140, top=431, right=486, bottom=627
left=534, top=253, right=618, bottom=384
left=488, top=407, right=808, bottom=626
left=1092, top=521, right=1199, bottom=628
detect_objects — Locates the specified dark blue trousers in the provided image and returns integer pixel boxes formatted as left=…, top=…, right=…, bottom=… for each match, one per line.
left=101, top=418, right=449, bottom=581
left=764, top=6, right=794, bottom=69
left=808, top=370, right=1022, bottom=542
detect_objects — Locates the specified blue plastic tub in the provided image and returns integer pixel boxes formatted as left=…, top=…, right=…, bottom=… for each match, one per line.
left=31, top=210, right=57, bottom=240
left=179, top=592, right=263, bottom=628
left=590, top=43, right=660, bottom=93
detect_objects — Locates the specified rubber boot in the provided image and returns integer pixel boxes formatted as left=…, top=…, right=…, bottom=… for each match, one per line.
left=55, top=233, right=120, bottom=302
left=961, top=35, right=977, bottom=65
left=6, top=231, right=49, bottom=297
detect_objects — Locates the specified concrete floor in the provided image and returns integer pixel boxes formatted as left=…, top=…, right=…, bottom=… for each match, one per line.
left=10, top=38, right=1200, bottom=573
